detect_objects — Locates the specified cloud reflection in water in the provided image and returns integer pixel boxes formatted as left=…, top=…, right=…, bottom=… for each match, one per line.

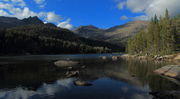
left=0, top=78, right=73, bottom=99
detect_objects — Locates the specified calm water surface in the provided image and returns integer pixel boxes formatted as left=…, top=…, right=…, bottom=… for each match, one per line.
left=0, top=54, right=179, bottom=99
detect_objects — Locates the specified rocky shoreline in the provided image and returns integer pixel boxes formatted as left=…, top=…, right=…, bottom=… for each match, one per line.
left=117, top=54, right=180, bottom=99
left=154, top=65, right=180, bottom=80
left=118, top=54, right=180, bottom=79
left=119, top=53, right=180, bottom=64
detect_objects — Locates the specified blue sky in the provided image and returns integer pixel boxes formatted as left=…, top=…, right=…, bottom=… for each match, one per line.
left=27, top=0, right=141, bottom=29
left=41, top=0, right=138, bottom=28
left=0, top=0, right=180, bottom=29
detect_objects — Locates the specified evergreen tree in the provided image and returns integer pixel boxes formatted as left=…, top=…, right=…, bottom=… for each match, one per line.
left=127, top=9, right=179, bottom=55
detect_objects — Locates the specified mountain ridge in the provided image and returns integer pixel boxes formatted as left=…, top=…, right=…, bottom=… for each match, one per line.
left=74, top=21, right=149, bottom=47
left=0, top=16, right=46, bottom=28
left=0, top=16, right=124, bottom=55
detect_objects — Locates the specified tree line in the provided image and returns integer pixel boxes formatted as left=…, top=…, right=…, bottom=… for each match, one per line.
left=127, top=9, right=180, bottom=55
left=0, top=24, right=114, bottom=55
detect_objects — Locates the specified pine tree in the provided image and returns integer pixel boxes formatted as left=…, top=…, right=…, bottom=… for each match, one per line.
left=127, top=9, right=179, bottom=55
left=176, top=17, right=180, bottom=50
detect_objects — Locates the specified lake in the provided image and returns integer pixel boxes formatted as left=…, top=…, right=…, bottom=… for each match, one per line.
left=0, top=54, right=179, bottom=99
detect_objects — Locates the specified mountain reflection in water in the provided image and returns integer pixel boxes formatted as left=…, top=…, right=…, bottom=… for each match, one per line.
left=0, top=54, right=179, bottom=99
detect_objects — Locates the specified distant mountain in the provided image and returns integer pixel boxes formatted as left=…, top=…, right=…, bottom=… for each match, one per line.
left=0, top=16, right=123, bottom=55
left=0, top=16, right=44, bottom=28
left=74, top=25, right=107, bottom=40
left=74, top=21, right=149, bottom=47
left=21, top=16, right=44, bottom=25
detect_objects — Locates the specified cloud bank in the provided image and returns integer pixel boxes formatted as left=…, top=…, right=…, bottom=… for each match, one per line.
left=120, top=15, right=128, bottom=20
left=0, top=0, right=73, bottom=29
left=57, top=19, right=74, bottom=29
left=117, top=0, right=180, bottom=20
left=34, top=0, right=46, bottom=8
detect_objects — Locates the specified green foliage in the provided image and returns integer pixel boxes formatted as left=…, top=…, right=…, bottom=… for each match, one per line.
left=0, top=24, right=113, bottom=55
left=127, top=10, right=180, bottom=55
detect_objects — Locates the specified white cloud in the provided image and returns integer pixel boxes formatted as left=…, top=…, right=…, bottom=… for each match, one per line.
left=133, top=15, right=149, bottom=21
left=34, top=0, right=45, bottom=4
left=120, top=15, right=128, bottom=20
left=0, top=10, right=9, bottom=16
left=16, top=7, right=38, bottom=18
left=0, top=1, right=37, bottom=19
left=120, top=15, right=149, bottom=21
left=46, top=12, right=62, bottom=23
left=0, top=0, right=74, bottom=29
left=117, top=0, right=180, bottom=20
left=34, top=0, right=46, bottom=8
left=126, top=0, right=149, bottom=13
left=117, top=1, right=126, bottom=9
left=2, top=0, right=26, bottom=7
left=57, top=19, right=74, bottom=29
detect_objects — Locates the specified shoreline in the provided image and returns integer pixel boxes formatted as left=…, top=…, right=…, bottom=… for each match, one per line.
left=119, top=53, right=180, bottom=65
left=118, top=53, right=180, bottom=82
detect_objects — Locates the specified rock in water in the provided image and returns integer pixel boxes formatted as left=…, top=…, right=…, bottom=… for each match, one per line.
left=54, top=60, right=79, bottom=67
left=112, top=56, right=118, bottom=61
left=150, top=91, right=180, bottom=99
left=66, top=70, right=79, bottom=78
left=154, top=65, right=180, bottom=79
left=74, top=80, right=92, bottom=86
left=100, top=56, right=107, bottom=60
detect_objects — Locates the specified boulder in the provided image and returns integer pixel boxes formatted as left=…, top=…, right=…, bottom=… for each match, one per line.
left=74, top=80, right=92, bottom=86
left=81, top=65, right=86, bottom=69
left=150, top=91, right=180, bottom=99
left=100, top=56, right=107, bottom=60
left=54, top=60, right=79, bottom=67
left=67, top=66, right=73, bottom=70
left=65, top=70, right=79, bottom=78
left=174, top=53, right=180, bottom=61
left=154, top=65, right=180, bottom=79
left=112, top=56, right=118, bottom=61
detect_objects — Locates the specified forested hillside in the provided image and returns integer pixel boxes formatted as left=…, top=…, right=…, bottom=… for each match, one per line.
left=0, top=16, right=127, bottom=55
left=0, top=24, right=114, bottom=55
left=127, top=9, right=180, bottom=55
left=0, top=16, right=44, bottom=28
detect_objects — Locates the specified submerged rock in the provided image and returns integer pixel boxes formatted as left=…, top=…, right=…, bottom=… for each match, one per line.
left=54, top=60, right=79, bottom=67
left=100, top=56, right=107, bottom=60
left=65, top=70, right=79, bottom=77
left=173, top=53, right=180, bottom=64
left=81, top=65, right=86, bottom=69
left=74, top=80, right=92, bottom=86
left=112, top=56, right=118, bottom=61
left=154, top=65, right=180, bottom=79
left=150, top=91, right=180, bottom=99
left=67, top=66, right=73, bottom=70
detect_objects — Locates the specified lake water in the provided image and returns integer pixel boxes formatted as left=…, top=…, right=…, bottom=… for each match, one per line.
left=0, top=54, right=179, bottom=99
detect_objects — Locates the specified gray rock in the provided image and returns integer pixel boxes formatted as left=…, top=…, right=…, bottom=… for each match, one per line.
left=66, top=70, right=79, bottom=78
left=54, top=60, right=79, bottom=67
left=74, top=80, right=92, bottom=86
left=154, top=65, right=180, bottom=79
left=81, top=65, right=86, bottom=69
left=100, top=56, right=107, bottom=60
left=112, top=56, right=118, bottom=61
left=67, top=66, right=73, bottom=70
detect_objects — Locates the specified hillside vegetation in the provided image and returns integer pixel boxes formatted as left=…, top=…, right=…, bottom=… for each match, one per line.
left=75, top=21, right=148, bottom=47
left=127, top=9, right=180, bottom=55
left=0, top=17, right=125, bottom=55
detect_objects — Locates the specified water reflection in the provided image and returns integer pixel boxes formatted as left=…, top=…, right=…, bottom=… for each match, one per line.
left=126, top=59, right=180, bottom=91
left=0, top=55, right=179, bottom=99
left=0, top=78, right=73, bottom=99
left=0, top=78, right=153, bottom=99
